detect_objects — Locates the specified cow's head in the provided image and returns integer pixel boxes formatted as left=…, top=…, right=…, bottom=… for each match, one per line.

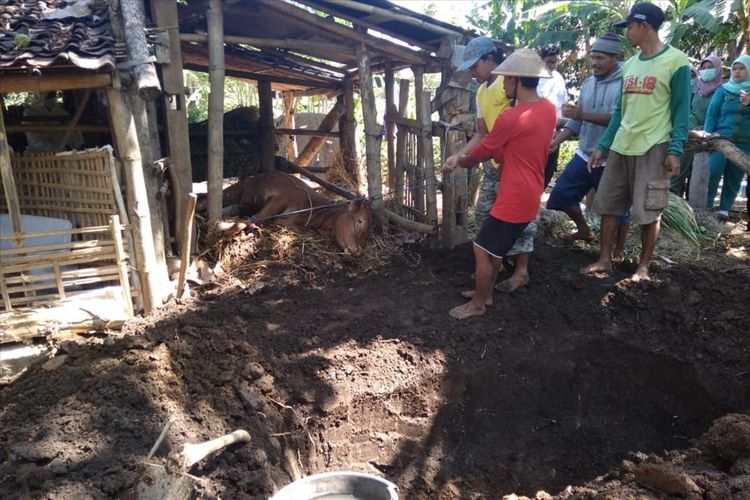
left=333, top=198, right=372, bottom=256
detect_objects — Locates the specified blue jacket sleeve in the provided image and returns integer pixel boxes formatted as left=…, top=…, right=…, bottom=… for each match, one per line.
left=703, top=87, right=723, bottom=134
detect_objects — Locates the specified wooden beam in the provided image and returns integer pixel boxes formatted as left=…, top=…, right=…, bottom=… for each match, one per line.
left=420, top=91, right=438, bottom=228
left=384, top=112, right=420, bottom=130
left=180, top=33, right=355, bottom=59
left=6, top=124, right=109, bottom=133
left=356, top=43, right=383, bottom=207
left=105, top=85, right=159, bottom=314
left=56, top=88, right=92, bottom=152
left=395, top=78, right=410, bottom=205
left=206, top=0, right=225, bottom=222
left=273, top=128, right=339, bottom=138
left=0, top=103, right=23, bottom=238
left=0, top=72, right=112, bottom=94
left=258, top=0, right=426, bottom=65
left=323, top=0, right=461, bottom=37
left=268, top=49, right=347, bottom=76
left=285, top=88, right=343, bottom=99
left=295, top=102, right=345, bottom=167
left=413, top=65, right=425, bottom=213
left=279, top=158, right=358, bottom=200
left=385, top=66, right=396, bottom=193
left=281, top=92, right=298, bottom=160
left=184, top=63, right=340, bottom=90
left=258, top=80, right=275, bottom=172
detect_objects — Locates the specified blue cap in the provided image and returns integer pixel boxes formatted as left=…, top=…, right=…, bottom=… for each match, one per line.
left=614, top=2, right=665, bottom=30
left=457, top=37, right=497, bottom=72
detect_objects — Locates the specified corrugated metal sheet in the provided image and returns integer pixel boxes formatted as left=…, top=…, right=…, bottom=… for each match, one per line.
left=0, top=0, right=114, bottom=70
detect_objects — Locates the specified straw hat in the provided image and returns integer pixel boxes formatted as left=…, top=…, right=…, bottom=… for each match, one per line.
left=492, top=48, right=551, bottom=78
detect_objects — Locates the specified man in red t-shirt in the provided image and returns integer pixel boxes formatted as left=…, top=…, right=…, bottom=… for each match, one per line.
left=443, top=49, right=557, bottom=319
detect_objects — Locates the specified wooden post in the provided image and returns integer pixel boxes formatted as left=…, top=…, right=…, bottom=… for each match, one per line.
left=106, top=86, right=160, bottom=314
left=395, top=79, right=410, bottom=206
left=420, top=91, right=438, bottom=228
left=385, top=66, right=396, bottom=194
left=150, top=0, right=193, bottom=248
left=689, top=152, right=710, bottom=210
left=356, top=43, right=383, bottom=207
left=120, top=0, right=161, bottom=101
left=413, top=65, right=425, bottom=213
left=282, top=92, right=298, bottom=160
left=176, top=194, right=197, bottom=299
left=338, top=77, right=358, bottom=183
left=0, top=103, right=22, bottom=238
left=258, top=80, right=275, bottom=172
left=110, top=215, right=134, bottom=317
left=206, top=0, right=225, bottom=221
left=295, top=102, right=345, bottom=167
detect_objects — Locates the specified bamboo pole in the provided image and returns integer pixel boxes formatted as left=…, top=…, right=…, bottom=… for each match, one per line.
left=180, top=33, right=354, bottom=59
left=295, top=102, right=345, bottom=167
left=110, top=215, right=134, bottom=317
left=356, top=43, right=383, bottom=208
left=105, top=85, right=159, bottom=315
left=395, top=78, right=410, bottom=207
left=273, top=128, right=339, bottom=138
left=55, top=88, right=92, bottom=152
left=150, top=0, right=193, bottom=250
left=385, top=66, right=396, bottom=194
left=258, top=80, right=275, bottom=172
left=413, top=65, right=425, bottom=213
left=420, top=91, right=438, bottom=228
left=0, top=101, right=23, bottom=239
left=322, top=0, right=461, bottom=37
left=282, top=92, right=298, bottom=160
left=206, top=0, right=225, bottom=222
left=0, top=73, right=112, bottom=94
left=176, top=194, right=197, bottom=299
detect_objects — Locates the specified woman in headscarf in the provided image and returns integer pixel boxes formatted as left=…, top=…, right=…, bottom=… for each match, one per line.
left=670, top=55, right=724, bottom=196
left=704, top=54, right=750, bottom=221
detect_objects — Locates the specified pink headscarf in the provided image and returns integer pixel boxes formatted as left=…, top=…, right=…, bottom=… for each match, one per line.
left=696, top=55, right=723, bottom=97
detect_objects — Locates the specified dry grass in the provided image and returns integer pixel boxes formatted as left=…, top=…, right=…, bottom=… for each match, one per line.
left=325, top=151, right=362, bottom=195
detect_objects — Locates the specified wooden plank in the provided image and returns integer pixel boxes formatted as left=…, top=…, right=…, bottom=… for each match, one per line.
left=281, top=92, right=298, bottom=160
left=151, top=0, right=193, bottom=252
left=206, top=0, right=225, bottom=221
left=420, top=91, right=438, bottom=228
left=258, top=80, right=275, bottom=172
left=110, top=215, right=133, bottom=317
left=0, top=72, right=112, bottom=94
left=384, top=112, right=420, bottom=130
left=176, top=194, right=197, bottom=299
left=0, top=103, right=23, bottom=240
left=6, top=124, right=109, bottom=133
left=295, top=102, right=345, bottom=167
left=689, top=152, right=709, bottom=210
left=273, top=128, right=339, bottom=138
left=413, top=65, right=425, bottom=213
left=180, top=33, right=354, bottom=58
left=356, top=43, right=383, bottom=207
left=385, top=66, right=396, bottom=193
left=395, top=78, right=410, bottom=205
left=258, top=0, right=426, bottom=65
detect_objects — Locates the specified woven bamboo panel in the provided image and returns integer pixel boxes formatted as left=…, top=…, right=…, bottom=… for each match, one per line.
left=0, top=149, right=120, bottom=235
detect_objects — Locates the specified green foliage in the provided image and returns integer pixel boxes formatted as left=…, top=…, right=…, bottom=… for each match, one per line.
left=662, top=193, right=713, bottom=245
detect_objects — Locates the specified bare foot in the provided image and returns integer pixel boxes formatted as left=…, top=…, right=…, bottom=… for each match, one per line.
left=461, top=290, right=492, bottom=306
left=494, top=272, right=529, bottom=293
left=629, top=266, right=651, bottom=282
left=612, top=250, right=625, bottom=262
left=557, top=230, right=595, bottom=242
left=449, top=301, right=486, bottom=319
left=580, top=260, right=613, bottom=275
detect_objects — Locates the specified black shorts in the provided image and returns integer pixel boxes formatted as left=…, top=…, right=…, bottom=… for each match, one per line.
left=474, top=215, right=529, bottom=259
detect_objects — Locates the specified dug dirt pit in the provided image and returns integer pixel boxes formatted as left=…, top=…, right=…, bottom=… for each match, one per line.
left=0, top=242, right=748, bottom=499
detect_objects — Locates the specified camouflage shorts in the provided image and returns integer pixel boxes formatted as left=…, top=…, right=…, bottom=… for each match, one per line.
left=474, top=166, right=536, bottom=256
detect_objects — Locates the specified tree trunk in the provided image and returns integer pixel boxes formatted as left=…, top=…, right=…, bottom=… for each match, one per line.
left=356, top=43, right=384, bottom=208
left=385, top=66, right=396, bottom=193
left=206, top=0, right=225, bottom=222
left=395, top=78, right=410, bottom=205
left=120, top=0, right=161, bottom=101
left=413, top=65, right=425, bottom=213
left=338, top=77, right=358, bottom=184
left=687, top=131, right=750, bottom=174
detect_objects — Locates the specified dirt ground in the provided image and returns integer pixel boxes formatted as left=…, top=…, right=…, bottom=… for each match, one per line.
left=1, top=226, right=749, bottom=499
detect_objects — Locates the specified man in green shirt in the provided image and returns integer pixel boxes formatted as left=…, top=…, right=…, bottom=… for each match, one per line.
left=584, top=2, right=690, bottom=281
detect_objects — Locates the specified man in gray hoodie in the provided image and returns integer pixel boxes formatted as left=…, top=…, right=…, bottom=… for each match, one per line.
left=547, top=33, right=629, bottom=251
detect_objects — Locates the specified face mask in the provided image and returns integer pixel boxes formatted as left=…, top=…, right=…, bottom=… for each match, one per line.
left=699, top=68, right=717, bottom=82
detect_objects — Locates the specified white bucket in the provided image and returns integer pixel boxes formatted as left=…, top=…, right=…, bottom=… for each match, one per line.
left=270, top=471, right=399, bottom=500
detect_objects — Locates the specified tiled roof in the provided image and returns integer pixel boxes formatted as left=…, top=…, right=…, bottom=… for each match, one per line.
left=0, top=0, right=115, bottom=71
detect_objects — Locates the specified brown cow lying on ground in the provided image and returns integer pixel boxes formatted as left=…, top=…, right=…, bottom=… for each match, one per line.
left=223, top=171, right=372, bottom=256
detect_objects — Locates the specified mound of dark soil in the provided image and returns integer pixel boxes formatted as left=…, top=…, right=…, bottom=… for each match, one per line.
left=0, top=241, right=748, bottom=499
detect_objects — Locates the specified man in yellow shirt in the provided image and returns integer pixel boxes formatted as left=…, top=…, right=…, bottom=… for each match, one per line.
left=443, top=38, right=536, bottom=293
